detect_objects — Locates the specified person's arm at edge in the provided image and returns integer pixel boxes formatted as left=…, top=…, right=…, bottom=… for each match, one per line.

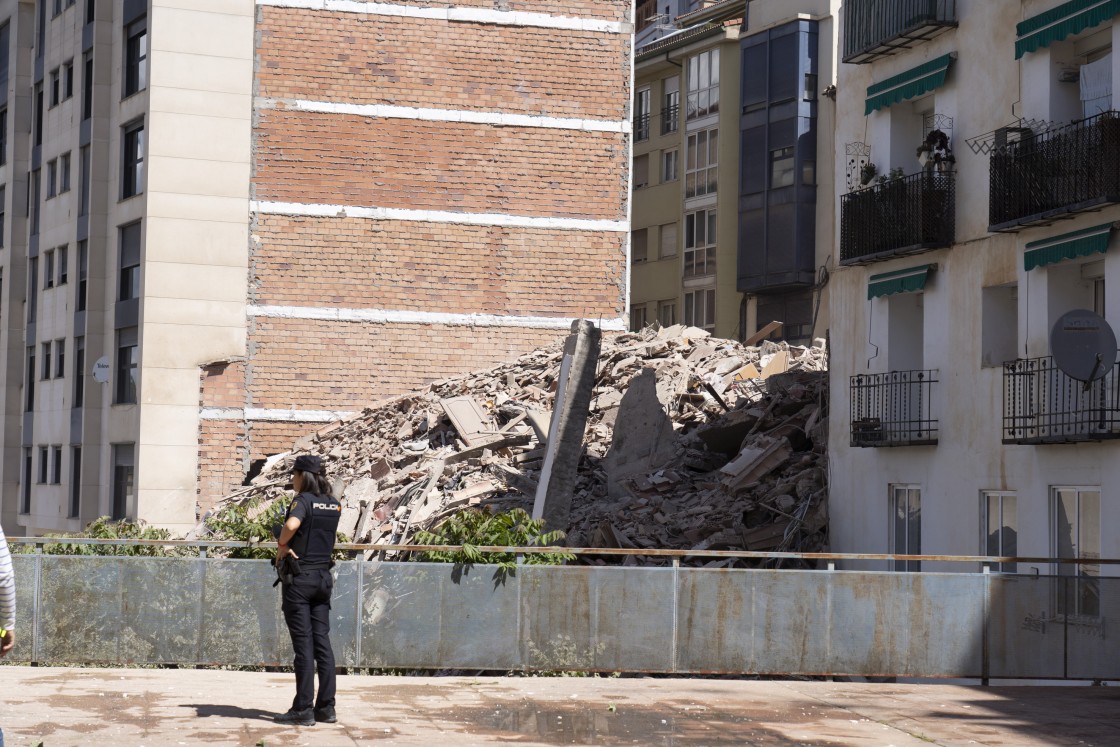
left=0, top=527, right=15, bottom=656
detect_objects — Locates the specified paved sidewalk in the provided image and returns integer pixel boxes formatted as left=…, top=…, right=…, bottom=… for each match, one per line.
left=0, top=667, right=1118, bottom=746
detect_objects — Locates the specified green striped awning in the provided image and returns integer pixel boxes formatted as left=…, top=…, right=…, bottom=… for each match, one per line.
left=865, top=54, right=954, bottom=115
left=1023, top=222, right=1115, bottom=271
left=1016, top=0, right=1120, bottom=59
left=868, top=264, right=935, bottom=299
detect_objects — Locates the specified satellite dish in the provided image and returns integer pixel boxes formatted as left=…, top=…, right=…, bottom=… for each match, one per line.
left=1050, top=309, right=1117, bottom=382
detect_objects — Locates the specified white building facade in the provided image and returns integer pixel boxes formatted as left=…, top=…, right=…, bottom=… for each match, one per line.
left=830, top=0, right=1120, bottom=609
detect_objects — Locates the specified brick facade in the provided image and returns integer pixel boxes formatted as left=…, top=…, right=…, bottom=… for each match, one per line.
left=370, top=0, right=628, bottom=21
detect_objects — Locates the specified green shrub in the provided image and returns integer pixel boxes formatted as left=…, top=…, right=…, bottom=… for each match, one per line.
left=34, top=517, right=181, bottom=556
left=204, top=498, right=290, bottom=559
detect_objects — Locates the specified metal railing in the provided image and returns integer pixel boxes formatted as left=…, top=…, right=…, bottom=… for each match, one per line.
left=850, top=369, right=939, bottom=447
left=843, top=0, right=957, bottom=64
left=633, top=113, right=650, bottom=142
left=6, top=538, right=1120, bottom=680
left=1003, top=353, right=1120, bottom=444
left=660, top=104, right=678, bottom=135
left=989, top=111, right=1120, bottom=231
left=840, top=170, right=954, bottom=264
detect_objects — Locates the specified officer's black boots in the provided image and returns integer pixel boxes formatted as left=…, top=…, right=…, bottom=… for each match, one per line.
left=314, top=705, right=337, bottom=723
left=275, top=708, right=315, bottom=726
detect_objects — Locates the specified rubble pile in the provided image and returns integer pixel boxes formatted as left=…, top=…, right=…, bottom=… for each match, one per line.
left=196, top=325, right=829, bottom=565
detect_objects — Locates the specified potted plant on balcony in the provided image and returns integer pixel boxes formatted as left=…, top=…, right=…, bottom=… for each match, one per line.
left=859, top=161, right=878, bottom=187
left=917, top=129, right=955, bottom=172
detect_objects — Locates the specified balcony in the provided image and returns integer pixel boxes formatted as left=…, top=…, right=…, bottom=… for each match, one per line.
left=989, top=111, right=1120, bottom=232
left=840, top=171, right=955, bottom=265
left=850, top=370, right=939, bottom=447
left=1003, top=353, right=1120, bottom=444
left=661, top=104, right=678, bottom=135
left=843, top=0, right=957, bottom=64
left=634, top=113, right=650, bottom=142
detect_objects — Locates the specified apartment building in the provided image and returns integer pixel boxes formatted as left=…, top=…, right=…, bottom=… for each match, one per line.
left=1, top=0, right=632, bottom=535
left=629, top=0, right=837, bottom=343
left=830, top=0, right=1120, bottom=599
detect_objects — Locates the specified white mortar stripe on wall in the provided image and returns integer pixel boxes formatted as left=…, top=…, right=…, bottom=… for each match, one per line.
left=201, top=408, right=355, bottom=423
left=255, top=0, right=629, bottom=34
left=248, top=304, right=629, bottom=331
left=251, top=201, right=629, bottom=232
left=258, top=98, right=632, bottom=134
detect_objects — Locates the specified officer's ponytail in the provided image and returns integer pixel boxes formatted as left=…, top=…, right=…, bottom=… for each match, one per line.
left=294, top=470, right=335, bottom=498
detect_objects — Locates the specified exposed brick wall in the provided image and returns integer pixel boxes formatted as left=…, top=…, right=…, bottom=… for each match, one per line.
left=248, top=319, right=565, bottom=409
left=368, top=0, right=629, bottom=21
left=253, top=111, right=628, bottom=220
left=257, top=11, right=628, bottom=120
left=197, top=420, right=248, bottom=517
left=200, top=360, right=247, bottom=409
left=251, top=215, right=626, bottom=316
left=248, top=420, right=310, bottom=462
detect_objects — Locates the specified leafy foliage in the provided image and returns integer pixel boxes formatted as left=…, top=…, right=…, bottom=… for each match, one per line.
left=413, top=507, right=573, bottom=585
left=204, top=498, right=290, bottom=559
left=31, top=517, right=182, bottom=556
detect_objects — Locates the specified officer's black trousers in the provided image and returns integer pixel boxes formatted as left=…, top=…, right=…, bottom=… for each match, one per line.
left=281, top=568, right=336, bottom=711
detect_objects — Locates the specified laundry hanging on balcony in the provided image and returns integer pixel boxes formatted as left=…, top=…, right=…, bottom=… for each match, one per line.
left=1023, top=222, right=1115, bottom=271
left=1015, top=0, right=1120, bottom=59
left=867, top=264, right=935, bottom=299
left=864, top=54, right=954, bottom=115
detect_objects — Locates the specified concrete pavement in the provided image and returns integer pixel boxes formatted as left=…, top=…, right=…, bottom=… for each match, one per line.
left=0, top=667, right=1118, bottom=746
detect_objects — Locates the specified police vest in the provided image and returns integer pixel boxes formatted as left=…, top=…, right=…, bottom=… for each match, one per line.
left=288, top=492, right=342, bottom=566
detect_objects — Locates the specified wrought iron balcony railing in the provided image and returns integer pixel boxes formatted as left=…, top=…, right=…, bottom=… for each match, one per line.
left=843, top=0, right=957, bottom=64
left=1003, top=353, right=1120, bottom=444
left=661, top=104, right=679, bottom=135
left=850, top=370, right=939, bottom=447
left=989, top=111, right=1120, bottom=231
left=634, top=113, right=650, bottom=142
left=840, top=170, right=955, bottom=265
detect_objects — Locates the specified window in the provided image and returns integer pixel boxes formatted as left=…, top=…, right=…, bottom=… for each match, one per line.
left=662, top=148, right=678, bottom=182
left=890, top=485, right=922, bottom=572
left=633, top=153, right=649, bottom=189
left=685, top=128, right=718, bottom=199
left=1080, top=49, right=1112, bottom=118
left=58, top=245, right=68, bottom=285
left=683, top=288, right=716, bottom=332
left=33, top=83, right=43, bottom=145
left=686, top=48, right=719, bottom=120
left=124, top=17, right=148, bottom=97
left=111, top=443, right=135, bottom=519
left=46, top=158, right=57, bottom=198
left=49, top=67, right=59, bottom=106
left=119, top=222, right=141, bottom=299
left=21, top=448, right=31, bottom=513
left=28, top=256, right=38, bottom=321
left=79, top=146, right=91, bottom=215
left=82, top=52, right=93, bottom=121
left=661, top=76, right=679, bottom=135
left=73, top=336, right=85, bottom=407
left=122, top=120, right=145, bottom=198
left=25, top=347, right=35, bottom=411
left=38, top=446, right=48, bottom=484
left=53, top=0, right=63, bottom=17
left=30, top=169, right=40, bottom=235
left=634, top=87, right=650, bottom=141
left=0, top=107, right=7, bottom=166
left=41, top=341, right=52, bottom=380
left=69, top=447, right=81, bottom=517
left=1051, top=487, right=1100, bottom=617
left=44, top=249, right=54, bottom=288
left=63, top=60, right=74, bottom=99
left=51, top=445, right=62, bottom=484
left=85, top=0, right=95, bottom=24
left=77, top=241, right=88, bottom=311
left=629, top=304, right=648, bottom=331
left=659, top=221, right=677, bottom=259
left=115, top=327, right=138, bottom=404
left=770, top=146, right=795, bottom=189
left=0, top=185, right=6, bottom=246
left=982, top=492, right=1018, bottom=573
left=683, top=209, right=716, bottom=277
left=658, top=300, right=677, bottom=326
left=631, top=228, right=648, bottom=263
left=54, top=338, right=65, bottom=378
left=60, top=151, right=71, bottom=192
left=69, top=446, right=82, bottom=518
left=982, top=284, right=1018, bottom=368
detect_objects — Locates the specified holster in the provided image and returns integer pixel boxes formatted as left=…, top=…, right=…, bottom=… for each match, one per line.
left=272, top=554, right=302, bottom=588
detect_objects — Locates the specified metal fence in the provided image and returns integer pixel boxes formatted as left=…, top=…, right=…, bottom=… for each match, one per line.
left=6, top=541, right=1120, bottom=680
left=850, top=369, right=939, bottom=447
left=840, top=170, right=955, bottom=264
left=843, top=0, right=957, bottom=64
left=989, top=110, right=1120, bottom=230
left=1003, top=354, right=1120, bottom=444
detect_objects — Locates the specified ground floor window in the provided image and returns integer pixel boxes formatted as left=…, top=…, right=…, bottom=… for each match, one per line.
left=890, top=484, right=921, bottom=572
left=981, top=491, right=1017, bottom=572
left=1051, top=487, right=1100, bottom=618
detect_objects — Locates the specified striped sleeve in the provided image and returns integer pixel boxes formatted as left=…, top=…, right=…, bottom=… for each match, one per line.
left=0, top=526, right=14, bottom=631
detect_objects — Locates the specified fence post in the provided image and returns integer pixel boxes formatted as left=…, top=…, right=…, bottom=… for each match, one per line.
left=981, top=566, right=990, bottom=686
left=355, top=559, right=364, bottom=668
left=32, top=546, right=43, bottom=664
left=670, top=557, right=680, bottom=674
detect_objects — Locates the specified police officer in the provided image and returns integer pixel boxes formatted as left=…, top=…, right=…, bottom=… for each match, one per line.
left=274, top=454, right=342, bottom=726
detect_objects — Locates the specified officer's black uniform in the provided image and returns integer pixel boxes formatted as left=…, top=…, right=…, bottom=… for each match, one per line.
left=282, top=487, right=342, bottom=714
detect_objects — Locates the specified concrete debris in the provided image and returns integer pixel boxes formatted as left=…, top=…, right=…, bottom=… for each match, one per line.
left=193, top=325, right=829, bottom=566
